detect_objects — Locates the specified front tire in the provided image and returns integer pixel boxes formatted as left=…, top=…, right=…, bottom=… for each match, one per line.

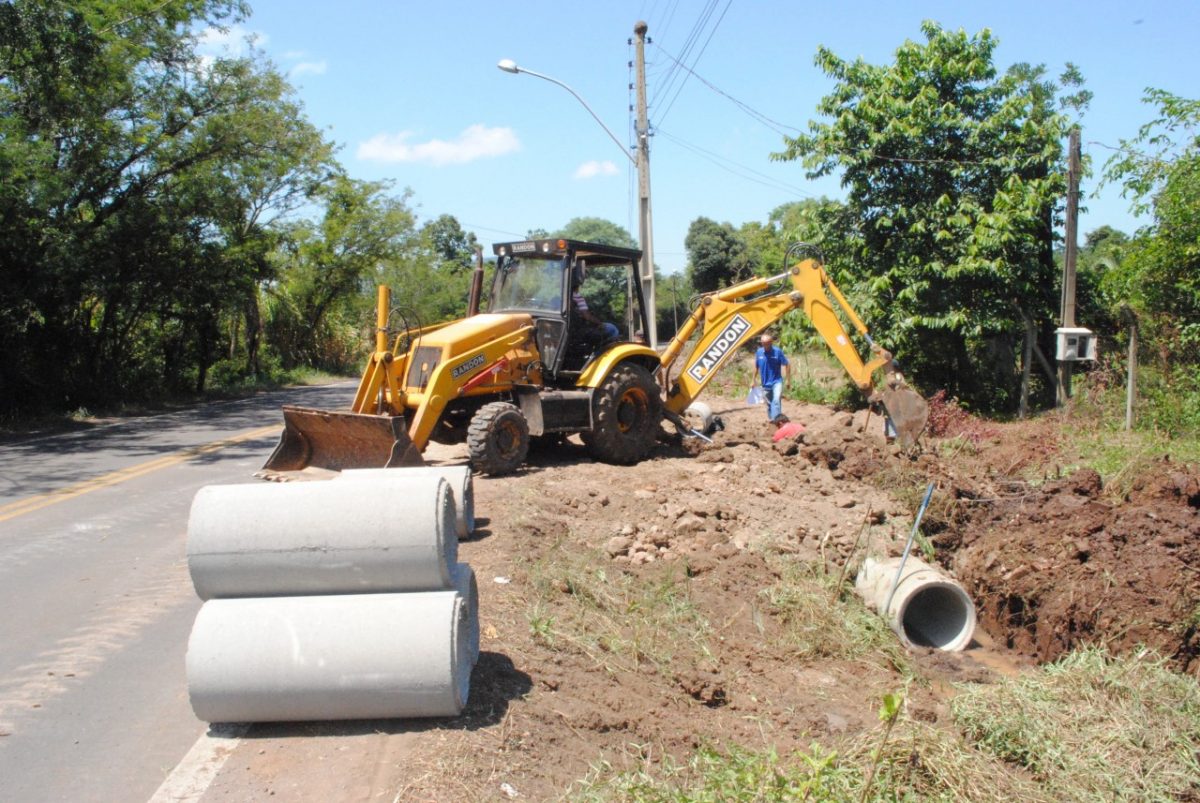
left=467, top=402, right=529, bottom=476
left=586, top=363, right=662, bottom=465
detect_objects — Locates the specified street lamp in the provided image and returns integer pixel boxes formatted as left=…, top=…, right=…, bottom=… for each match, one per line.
left=497, top=56, right=658, bottom=348
left=496, top=59, right=634, bottom=167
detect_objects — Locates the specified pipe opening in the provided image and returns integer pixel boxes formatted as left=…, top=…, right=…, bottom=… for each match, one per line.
left=900, top=583, right=975, bottom=651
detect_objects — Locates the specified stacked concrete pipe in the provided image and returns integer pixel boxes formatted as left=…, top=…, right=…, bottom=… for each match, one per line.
left=340, top=466, right=474, bottom=538
left=855, top=556, right=976, bottom=652
left=184, top=471, right=481, bottom=723
left=188, top=592, right=471, bottom=722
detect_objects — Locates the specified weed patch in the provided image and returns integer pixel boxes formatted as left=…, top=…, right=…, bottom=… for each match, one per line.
left=952, top=647, right=1200, bottom=802
left=524, top=546, right=714, bottom=676
left=572, top=719, right=1051, bottom=802
left=760, top=558, right=910, bottom=675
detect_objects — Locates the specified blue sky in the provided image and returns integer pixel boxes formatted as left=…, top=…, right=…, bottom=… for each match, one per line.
left=207, top=1, right=1199, bottom=275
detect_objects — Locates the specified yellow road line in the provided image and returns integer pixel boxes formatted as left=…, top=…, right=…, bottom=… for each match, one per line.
left=0, top=424, right=282, bottom=524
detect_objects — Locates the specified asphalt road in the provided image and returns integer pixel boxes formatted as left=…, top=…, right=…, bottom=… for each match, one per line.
left=0, top=383, right=356, bottom=803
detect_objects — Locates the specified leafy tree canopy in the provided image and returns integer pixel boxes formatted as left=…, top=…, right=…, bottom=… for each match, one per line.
left=1101, top=90, right=1200, bottom=352
left=772, top=21, right=1086, bottom=411
left=684, top=216, right=749, bottom=292
left=555, top=217, right=639, bottom=249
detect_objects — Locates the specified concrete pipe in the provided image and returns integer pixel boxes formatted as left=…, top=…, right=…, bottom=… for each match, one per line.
left=187, top=591, right=471, bottom=723
left=684, top=401, right=715, bottom=435
left=855, top=556, right=976, bottom=652
left=341, top=466, right=474, bottom=538
left=451, top=563, right=479, bottom=666
left=187, top=476, right=456, bottom=600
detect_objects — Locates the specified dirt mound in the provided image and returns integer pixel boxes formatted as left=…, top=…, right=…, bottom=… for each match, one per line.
left=749, top=400, right=1200, bottom=677
left=419, top=400, right=954, bottom=798
left=947, top=456, right=1200, bottom=676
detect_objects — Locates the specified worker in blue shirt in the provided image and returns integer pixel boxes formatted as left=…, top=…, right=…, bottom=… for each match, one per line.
left=750, top=332, right=791, bottom=426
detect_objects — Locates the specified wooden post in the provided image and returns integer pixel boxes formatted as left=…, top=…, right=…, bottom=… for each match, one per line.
left=1057, top=128, right=1081, bottom=407
left=1014, top=304, right=1057, bottom=408
left=1125, top=314, right=1138, bottom=431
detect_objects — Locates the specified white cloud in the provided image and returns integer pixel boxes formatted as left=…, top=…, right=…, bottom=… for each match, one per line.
left=290, top=60, right=328, bottom=77
left=573, top=160, right=620, bottom=179
left=357, top=124, right=521, bottom=166
left=195, top=25, right=267, bottom=59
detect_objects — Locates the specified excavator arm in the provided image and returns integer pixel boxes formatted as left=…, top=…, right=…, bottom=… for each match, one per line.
left=660, top=256, right=927, bottom=447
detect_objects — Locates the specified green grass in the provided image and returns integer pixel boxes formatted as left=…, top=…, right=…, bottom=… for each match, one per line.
left=952, top=647, right=1200, bottom=802
left=571, top=720, right=1052, bottom=802
left=572, top=742, right=860, bottom=802
left=1067, top=417, right=1200, bottom=483
left=759, top=557, right=911, bottom=676
left=524, top=545, right=715, bottom=676
left=573, top=648, right=1200, bottom=802
left=1065, top=365, right=1200, bottom=488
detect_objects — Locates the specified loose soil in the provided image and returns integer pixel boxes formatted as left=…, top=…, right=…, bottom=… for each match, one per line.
left=203, top=390, right=1199, bottom=801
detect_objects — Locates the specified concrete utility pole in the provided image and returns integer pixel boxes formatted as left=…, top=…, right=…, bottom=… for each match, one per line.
left=633, top=20, right=658, bottom=348
left=1057, top=128, right=1082, bottom=407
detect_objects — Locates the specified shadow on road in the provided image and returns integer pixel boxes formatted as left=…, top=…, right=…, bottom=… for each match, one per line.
left=0, top=384, right=355, bottom=497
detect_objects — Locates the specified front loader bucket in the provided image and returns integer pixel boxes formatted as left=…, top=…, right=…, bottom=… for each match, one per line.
left=261, top=405, right=425, bottom=473
left=880, top=387, right=929, bottom=450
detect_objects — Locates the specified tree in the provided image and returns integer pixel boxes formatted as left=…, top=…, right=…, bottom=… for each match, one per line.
left=420, top=214, right=479, bottom=273
left=1102, top=90, right=1200, bottom=356
left=685, top=217, right=749, bottom=292
left=0, top=0, right=347, bottom=405
left=270, top=177, right=418, bottom=369
left=555, top=217, right=639, bottom=249
left=773, top=22, right=1085, bottom=411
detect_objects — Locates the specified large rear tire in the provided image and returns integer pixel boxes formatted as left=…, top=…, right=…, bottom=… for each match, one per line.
left=586, top=363, right=662, bottom=465
left=467, top=402, right=529, bottom=476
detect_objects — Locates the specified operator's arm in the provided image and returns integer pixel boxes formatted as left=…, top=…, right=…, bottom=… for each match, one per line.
left=573, top=292, right=602, bottom=326
left=749, top=360, right=759, bottom=389
left=782, top=351, right=791, bottom=388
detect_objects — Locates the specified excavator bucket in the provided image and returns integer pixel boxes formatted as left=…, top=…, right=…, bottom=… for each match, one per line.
left=880, top=386, right=929, bottom=450
left=261, top=405, right=425, bottom=473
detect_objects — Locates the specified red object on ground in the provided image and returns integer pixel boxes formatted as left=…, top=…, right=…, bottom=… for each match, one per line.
left=772, top=422, right=806, bottom=442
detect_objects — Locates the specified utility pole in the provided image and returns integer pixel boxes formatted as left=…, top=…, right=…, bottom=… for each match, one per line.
left=1057, top=128, right=1081, bottom=407
left=633, top=20, right=657, bottom=348
left=671, top=275, right=679, bottom=333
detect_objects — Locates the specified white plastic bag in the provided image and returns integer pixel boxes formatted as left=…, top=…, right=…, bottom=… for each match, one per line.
left=746, top=386, right=764, bottom=405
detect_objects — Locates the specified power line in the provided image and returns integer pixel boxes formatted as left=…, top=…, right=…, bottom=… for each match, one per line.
left=650, top=0, right=718, bottom=111
left=657, top=127, right=814, bottom=198
left=652, top=42, right=801, bottom=137
left=647, top=43, right=1063, bottom=168
left=460, top=222, right=527, bottom=239
left=654, top=0, right=733, bottom=128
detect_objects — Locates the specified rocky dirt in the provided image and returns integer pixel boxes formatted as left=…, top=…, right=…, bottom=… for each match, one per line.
left=204, top=389, right=1199, bottom=801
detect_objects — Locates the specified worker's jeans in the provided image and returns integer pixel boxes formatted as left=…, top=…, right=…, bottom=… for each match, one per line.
left=764, top=380, right=784, bottom=421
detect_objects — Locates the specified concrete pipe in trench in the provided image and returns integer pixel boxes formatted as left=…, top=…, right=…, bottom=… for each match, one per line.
left=187, top=591, right=471, bottom=723
left=855, top=556, right=976, bottom=652
left=187, top=475, right=456, bottom=599
left=341, top=466, right=474, bottom=538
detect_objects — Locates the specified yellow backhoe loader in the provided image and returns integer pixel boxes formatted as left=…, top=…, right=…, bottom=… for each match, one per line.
left=261, top=239, right=926, bottom=477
